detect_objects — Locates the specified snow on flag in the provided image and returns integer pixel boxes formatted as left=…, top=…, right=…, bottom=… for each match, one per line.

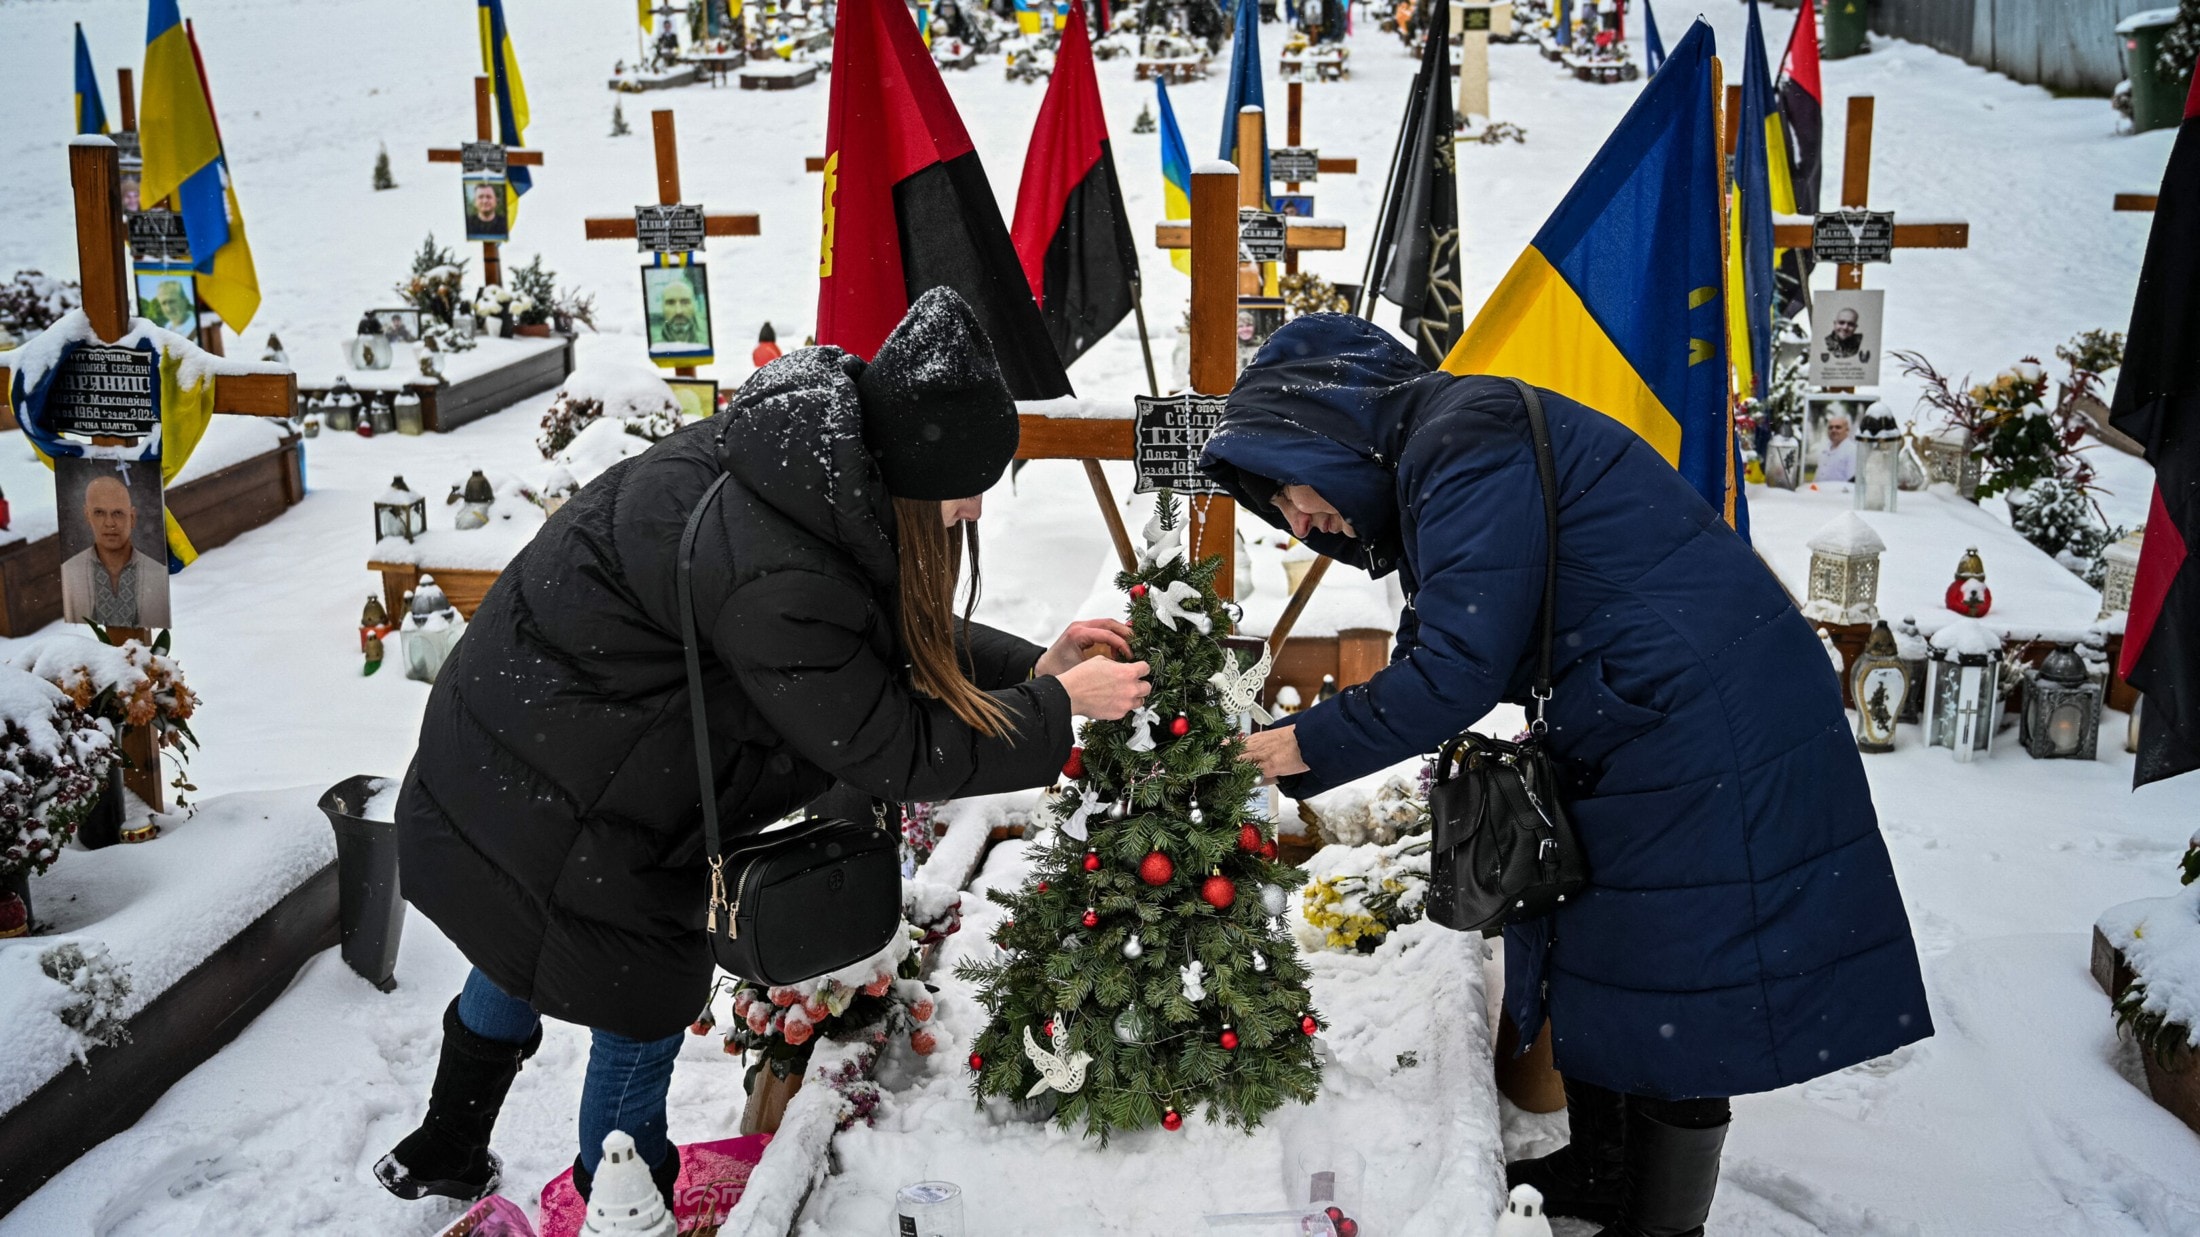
left=2111, top=61, right=2200, bottom=788
left=1441, top=20, right=1740, bottom=530
left=818, top=0, right=1070, bottom=399
left=1010, top=0, right=1140, bottom=369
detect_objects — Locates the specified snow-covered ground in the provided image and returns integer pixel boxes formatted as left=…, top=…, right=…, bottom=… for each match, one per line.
left=1, top=0, right=2197, bottom=1233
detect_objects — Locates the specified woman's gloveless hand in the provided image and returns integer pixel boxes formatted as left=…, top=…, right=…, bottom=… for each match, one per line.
left=1033, top=618, right=1135, bottom=678
left=1057, top=657, right=1151, bottom=720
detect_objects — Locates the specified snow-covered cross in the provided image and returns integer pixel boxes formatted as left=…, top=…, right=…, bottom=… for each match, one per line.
left=425, top=76, right=548, bottom=287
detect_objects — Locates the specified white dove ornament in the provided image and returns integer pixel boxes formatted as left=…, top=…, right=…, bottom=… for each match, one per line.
left=1151, top=580, right=1212, bottom=634
left=1139, top=508, right=1187, bottom=569
left=1022, top=1021, right=1093, bottom=1098
left=1208, top=644, right=1275, bottom=724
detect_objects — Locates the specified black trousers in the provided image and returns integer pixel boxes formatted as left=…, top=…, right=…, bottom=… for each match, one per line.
left=1569, top=1076, right=1731, bottom=1130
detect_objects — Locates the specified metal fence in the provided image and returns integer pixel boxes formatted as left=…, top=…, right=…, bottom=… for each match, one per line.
left=1866, top=0, right=2163, bottom=95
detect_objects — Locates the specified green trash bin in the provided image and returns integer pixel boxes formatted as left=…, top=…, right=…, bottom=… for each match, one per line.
left=2120, top=8, right=2186, bottom=136
left=1822, top=0, right=1868, bottom=60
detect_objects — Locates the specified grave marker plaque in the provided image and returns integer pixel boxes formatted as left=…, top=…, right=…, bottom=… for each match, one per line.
left=126, top=208, right=191, bottom=262
left=1132, top=393, right=1229, bottom=495
left=1239, top=209, right=1287, bottom=263
left=460, top=141, right=509, bottom=176
left=635, top=203, right=709, bottom=253
left=1270, top=146, right=1320, bottom=184
left=1812, top=209, right=1897, bottom=265
left=42, top=345, right=160, bottom=439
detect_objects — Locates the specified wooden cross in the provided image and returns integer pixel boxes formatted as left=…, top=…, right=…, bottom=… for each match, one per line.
left=580, top=108, right=761, bottom=377
left=0, top=139, right=296, bottom=816
left=1279, top=80, right=1358, bottom=276
left=426, top=75, right=547, bottom=286
left=2114, top=193, right=2158, bottom=212
left=1153, top=106, right=1350, bottom=269
left=1729, top=95, right=1971, bottom=288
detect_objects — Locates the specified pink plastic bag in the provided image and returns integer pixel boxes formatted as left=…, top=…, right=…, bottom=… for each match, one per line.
left=536, top=1135, right=773, bottom=1237
left=439, top=1196, right=538, bottom=1237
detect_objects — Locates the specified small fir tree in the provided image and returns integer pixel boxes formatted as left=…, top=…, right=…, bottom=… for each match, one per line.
left=2160, top=0, right=2200, bottom=104
left=611, top=100, right=633, bottom=137
left=373, top=143, right=397, bottom=191
left=960, top=493, right=1323, bottom=1141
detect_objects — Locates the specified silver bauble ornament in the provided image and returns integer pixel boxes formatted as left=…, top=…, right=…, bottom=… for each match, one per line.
left=1122, top=934, right=1145, bottom=959
left=1114, top=1006, right=1151, bottom=1043
left=1260, top=883, right=1289, bottom=916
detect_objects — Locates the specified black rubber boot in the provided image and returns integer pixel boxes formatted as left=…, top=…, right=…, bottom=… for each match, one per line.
left=1506, top=1076, right=1630, bottom=1223
left=374, top=998, right=542, bottom=1203
left=572, top=1144, right=682, bottom=1215
left=1595, top=1105, right=1729, bottom=1237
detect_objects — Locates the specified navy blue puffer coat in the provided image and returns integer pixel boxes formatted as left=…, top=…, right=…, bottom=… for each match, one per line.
left=1200, top=315, right=1931, bottom=1100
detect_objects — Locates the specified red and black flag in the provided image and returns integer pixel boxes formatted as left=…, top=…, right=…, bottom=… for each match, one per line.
left=2113, top=64, right=2200, bottom=787
left=1010, top=0, right=1140, bottom=369
left=818, top=0, right=1071, bottom=399
left=1774, top=0, right=1823, bottom=317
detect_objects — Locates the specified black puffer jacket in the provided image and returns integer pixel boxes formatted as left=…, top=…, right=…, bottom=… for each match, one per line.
left=397, top=347, right=1073, bottom=1040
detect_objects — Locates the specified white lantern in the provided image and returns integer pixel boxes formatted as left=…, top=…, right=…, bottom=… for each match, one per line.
left=1762, top=432, right=1804, bottom=491
left=1922, top=425, right=1981, bottom=501
left=1923, top=618, right=2005, bottom=761
left=1802, top=512, right=1884, bottom=626
left=401, top=575, right=468, bottom=685
left=2097, top=528, right=2144, bottom=621
left=1852, top=402, right=1903, bottom=513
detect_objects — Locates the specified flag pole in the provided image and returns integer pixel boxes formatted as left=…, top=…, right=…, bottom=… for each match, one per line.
left=1130, top=276, right=1161, bottom=397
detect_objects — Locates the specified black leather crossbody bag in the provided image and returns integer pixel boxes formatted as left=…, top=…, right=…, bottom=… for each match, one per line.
left=677, top=472, right=901, bottom=985
left=1424, top=379, right=1589, bottom=934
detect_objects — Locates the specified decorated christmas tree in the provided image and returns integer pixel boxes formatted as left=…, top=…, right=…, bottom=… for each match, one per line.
left=960, top=493, right=1323, bottom=1140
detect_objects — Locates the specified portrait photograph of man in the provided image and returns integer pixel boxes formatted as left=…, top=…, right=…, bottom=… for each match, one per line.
left=643, top=263, right=713, bottom=363
left=1807, top=288, right=1885, bottom=388
left=135, top=270, right=197, bottom=333
left=462, top=175, right=509, bottom=242
left=665, top=378, right=718, bottom=422
left=58, top=458, right=172, bottom=629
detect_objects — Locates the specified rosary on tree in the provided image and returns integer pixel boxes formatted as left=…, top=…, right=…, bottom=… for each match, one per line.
left=958, top=493, right=1324, bottom=1140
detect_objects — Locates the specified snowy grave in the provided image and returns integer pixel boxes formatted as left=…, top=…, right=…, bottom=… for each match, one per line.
left=296, top=333, right=574, bottom=433
left=0, top=786, right=341, bottom=1212
left=425, top=76, right=548, bottom=288
left=2095, top=879, right=2200, bottom=1138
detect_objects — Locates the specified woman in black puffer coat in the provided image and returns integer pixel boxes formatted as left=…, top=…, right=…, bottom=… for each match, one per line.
left=377, top=289, right=1150, bottom=1209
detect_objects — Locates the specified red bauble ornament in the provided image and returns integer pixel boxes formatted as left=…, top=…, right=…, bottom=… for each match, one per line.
left=1200, top=873, right=1236, bottom=909
left=1043, top=1018, right=1055, bottom=1038
left=1063, top=747, right=1085, bottom=779
left=1219, top=1027, right=1239, bottom=1051
left=1083, top=850, right=1101, bottom=872
left=968, top=1052, right=985, bottom=1071
left=1170, top=715, right=1191, bottom=737
left=1238, top=824, right=1263, bottom=852
left=1082, top=908, right=1099, bottom=928
left=1325, top=1208, right=1346, bottom=1224
left=1260, top=839, right=1278, bottom=861
left=1037, top=880, right=1050, bottom=893
left=1139, top=851, right=1175, bottom=886
left=1130, top=583, right=1149, bottom=599
left=1301, top=1014, right=1320, bottom=1037
left=1336, top=1218, right=1359, bottom=1237
left=1161, top=1108, right=1183, bottom=1131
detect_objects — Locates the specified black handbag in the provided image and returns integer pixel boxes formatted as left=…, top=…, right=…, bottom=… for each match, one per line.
left=677, top=472, right=902, bottom=986
left=1424, top=379, right=1589, bottom=935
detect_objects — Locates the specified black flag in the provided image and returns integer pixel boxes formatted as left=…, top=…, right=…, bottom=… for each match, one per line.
left=1371, top=22, right=1464, bottom=366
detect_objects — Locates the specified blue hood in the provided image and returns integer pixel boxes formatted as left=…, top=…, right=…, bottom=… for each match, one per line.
left=1198, top=314, right=1442, bottom=575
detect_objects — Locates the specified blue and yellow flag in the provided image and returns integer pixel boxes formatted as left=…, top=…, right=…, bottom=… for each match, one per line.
left=75, top=25, right=110, bottom=135
left=140, top=2, right=259, bottom=331
left=1643, top=1, right=1666, bottom=77
left=1441, top=20, right=1741, bottom=529
left=1728, top=0, right=1785, bottom=402
left=478, top=0, right=532, bottom=222
left=1217, top=0, right=1268, bottom=196
left=1157, top=77, right=1192, bottom=276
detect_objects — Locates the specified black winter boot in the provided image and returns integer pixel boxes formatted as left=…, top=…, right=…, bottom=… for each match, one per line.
left=1506, top=1076, right=1629, bottom=1223
left=1595, top=1105, right=1728, bottom=1237
left=571, top=1143, right=682, bottom=1215
left=374, top=999, right=542, bottom=1202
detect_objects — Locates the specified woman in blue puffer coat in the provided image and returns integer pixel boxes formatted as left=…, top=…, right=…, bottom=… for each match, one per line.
left=1200, top=315, right=1931, bottom=1237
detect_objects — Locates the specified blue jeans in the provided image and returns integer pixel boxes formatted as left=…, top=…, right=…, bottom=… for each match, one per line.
left=457, top=968, right=684, bottom=1175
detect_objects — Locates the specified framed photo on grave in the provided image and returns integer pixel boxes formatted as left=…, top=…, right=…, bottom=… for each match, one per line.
left=1807, top=288, right=1884, bottom=389
left=1804, top=393, right=1871, bottom=484
left=463, top=175, right=510, bottom=242
left=1132, top=393, right=1229, bottom=496
left=665, top=377, right=719, bottom=421
left=371, top=308, right=424, bottom=343
left=1274, top=193, right=1315, bottom=218
left=56, top=457, right=171, bottom=629
left=133, top=263, right=198, bottom=334
left=643, top=258, right=714, bottom=367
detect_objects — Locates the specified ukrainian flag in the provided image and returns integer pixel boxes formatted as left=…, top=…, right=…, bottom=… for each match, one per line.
left=1157, top=78, right=1193, bottom=276
left=1729, top=0, right=1790, bottom=401
left=75, top=25, right=109, bottom=135
left=478, top=0, right=532, bottom=223
left=1441, top=20, right=1741, bottom=528
left=1217, top=0, right=1268, bottom=198
left=140, top=0, right=259, bottom=331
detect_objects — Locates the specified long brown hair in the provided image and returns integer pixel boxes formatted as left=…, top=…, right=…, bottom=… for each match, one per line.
left=892, top=497, right=1015, bottom=739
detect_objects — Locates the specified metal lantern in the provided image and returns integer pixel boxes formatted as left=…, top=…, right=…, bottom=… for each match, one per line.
left=2097, top=528, right=2143, bottom=620
left=1849, top=620, right=1907, bottom=754
left=360, top=593, right=393, bottom=653
left=324, top=380, right=359, bottom=432
left=1923, top=618, right=2005, bottom=761
left=1922, top=426, right=1981, bottom=500
left=402, top=575, right=468, bottom=685
left=1852, top=402, right=1903, bottom=513
left=1893, top=615, right=1930, bottom=723
left=1763, top=432, right=1804, bottom=491
left=454, top=469, right=496, bottom=531
left=2021, top=644, right=2103, bottom=761
left=1898, top=435, right=1929, bottom=491
left=368, top=393, right=398, bottom=436
left=1802, top=512, right=1885, bottom=626
left=394, top=392, right=425, bottom=436
left=374, top=476, right=427, bottom=543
